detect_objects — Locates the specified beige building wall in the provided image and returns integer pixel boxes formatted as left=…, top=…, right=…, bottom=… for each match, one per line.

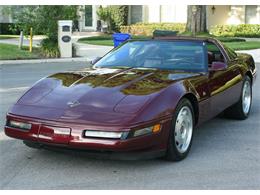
left=207, top=5, right=230, bottom=29
left=207, top=5, right=260, bottom=29
left=245, top=5, right=260, bottom=24
left=227, top=5, right=246, bottom=24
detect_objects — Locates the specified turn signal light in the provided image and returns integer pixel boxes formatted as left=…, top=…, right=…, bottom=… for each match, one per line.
left=152, top=124, right=161, bottom=133
left=133, top=123, right=162, bottom=137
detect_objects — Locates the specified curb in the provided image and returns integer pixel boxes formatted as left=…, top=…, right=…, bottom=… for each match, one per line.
left=0, top=57, right=91, bottom=65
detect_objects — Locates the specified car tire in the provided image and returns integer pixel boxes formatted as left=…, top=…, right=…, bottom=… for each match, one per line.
left=165, top=98, right=194, bottom=161
left=224, top=76, right=252, bottom=120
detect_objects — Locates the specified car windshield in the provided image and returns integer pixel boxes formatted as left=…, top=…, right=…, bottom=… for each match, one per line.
left=94, top=40, right=207, bottom=72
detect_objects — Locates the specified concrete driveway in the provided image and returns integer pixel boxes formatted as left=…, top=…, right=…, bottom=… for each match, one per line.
left=0, top=36, right=43, bottom=47
left=0, top=62, right=259, bottom=189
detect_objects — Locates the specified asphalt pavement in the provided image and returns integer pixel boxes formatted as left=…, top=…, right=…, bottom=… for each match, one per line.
left=0, top=62, right=259, bottom=189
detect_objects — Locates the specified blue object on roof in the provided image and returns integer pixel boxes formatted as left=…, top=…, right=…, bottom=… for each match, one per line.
left=112, top=33, right=131, bottom=47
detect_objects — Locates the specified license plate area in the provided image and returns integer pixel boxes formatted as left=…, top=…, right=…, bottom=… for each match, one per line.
left=38, top=125, right=71, bottom=144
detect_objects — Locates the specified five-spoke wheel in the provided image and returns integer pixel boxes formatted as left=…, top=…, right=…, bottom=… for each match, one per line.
left=166, top=98, right=194, bottom=161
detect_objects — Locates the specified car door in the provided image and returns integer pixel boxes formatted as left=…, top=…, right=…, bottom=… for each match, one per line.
left=207, top=41, right=243, bottom=118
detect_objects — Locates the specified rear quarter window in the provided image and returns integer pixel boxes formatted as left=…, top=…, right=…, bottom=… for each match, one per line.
left=223, top=45, right=238, bottom=60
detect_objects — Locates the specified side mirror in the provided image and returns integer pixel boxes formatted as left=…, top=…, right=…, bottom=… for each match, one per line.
left=210, top=61, right=227, bottom=71
left=90, top=57, right=102, bottom=65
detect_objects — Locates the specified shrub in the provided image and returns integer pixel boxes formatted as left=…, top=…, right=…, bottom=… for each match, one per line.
left=210, top=24, right=260, bottom=38
left=110, top=6, right=128, bottom=32
left=120, top=23, right=186, bottom=36
left=97, top=5, right=128, bottom=32
left=216, top=37, right=246, bottom=42
left=96, top=7, right=111, bottom=24
left=0, top=23, right=20, bottom=35
left=40, top=38, right=60, bottom=58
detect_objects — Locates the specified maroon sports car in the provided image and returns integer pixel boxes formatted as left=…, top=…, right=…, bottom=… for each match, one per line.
left=5, top=36, right=257, bottom=161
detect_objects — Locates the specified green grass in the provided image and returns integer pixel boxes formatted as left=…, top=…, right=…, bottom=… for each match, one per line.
left=0, top=35, right=19, bottom=40
left=78, top=34, right=260, bottom=50
left=224, top=41, right=260, bottom=50
left=0, top=43, right=42, bottom=60
left=81, top=39, right=113, bottom=46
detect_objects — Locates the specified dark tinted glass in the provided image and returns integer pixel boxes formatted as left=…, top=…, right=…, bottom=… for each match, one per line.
left=95, top=40, right=207, bottom=72
left=223, top=44, right=237, bottom=60
left=206, top=42, right=225, bottom=63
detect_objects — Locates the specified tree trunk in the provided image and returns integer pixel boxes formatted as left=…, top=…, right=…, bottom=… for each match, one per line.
left=186, top=5, right=192, bottom=32
left=186, top=5, right=207, bottom=34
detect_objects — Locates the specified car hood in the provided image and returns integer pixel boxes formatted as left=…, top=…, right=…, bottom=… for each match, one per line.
left=13, top=67, right=200, bottom=124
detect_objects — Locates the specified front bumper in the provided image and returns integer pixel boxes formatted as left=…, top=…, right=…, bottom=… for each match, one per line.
left=5, top=114, right=171, bottom=159
left=23, top=140, right=166, bottom=160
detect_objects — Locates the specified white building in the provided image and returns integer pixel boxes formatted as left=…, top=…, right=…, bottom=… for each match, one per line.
left=1, top=5, right=260, bottom=32
left=77, top=5, right=260, bottom=32
left=77, top=5, right=188, bottom=32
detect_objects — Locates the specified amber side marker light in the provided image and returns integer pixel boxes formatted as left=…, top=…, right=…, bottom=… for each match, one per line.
left=152, top=124, right=161, bottom=133
left=133, top=124, right=162, bottom=137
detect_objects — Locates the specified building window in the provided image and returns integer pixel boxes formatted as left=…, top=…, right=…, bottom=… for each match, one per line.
left=85, top=5, right=93, bottom=26
left=130, top=5, right=143, bottom=24
left=245, top=5, right=258, bottom=24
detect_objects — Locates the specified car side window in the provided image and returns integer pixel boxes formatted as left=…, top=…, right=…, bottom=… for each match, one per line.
left=206, top=42, right=225, bottom=66
left=224, top=45, right=237, bottom=60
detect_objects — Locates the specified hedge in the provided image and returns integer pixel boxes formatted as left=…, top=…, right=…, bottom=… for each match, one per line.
left=40, top=38, right=60, bottom=58
left=110, top=5, right=128, bottom=32
left=210, top=24, right=260, bottom=38
left=120, top=23, right=186, bottom=36
left=0, top=23, right=20, bottom=35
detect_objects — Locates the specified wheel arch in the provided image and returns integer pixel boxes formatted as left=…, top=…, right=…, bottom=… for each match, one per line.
left=245, top=71, right=253, bottom=83
left=181, top=93, right=199, bottom=126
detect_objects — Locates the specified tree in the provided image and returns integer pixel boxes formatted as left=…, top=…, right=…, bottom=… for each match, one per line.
left=186, top=5, right=207, bottom=34
left=109, top=5, right=128, bottom=32
left=2, top=6, right=38, bottom=35
left=96, top=5, right=128, bottom=32
left=5, top=5, right=79, bottom=57
left=96, top=6, right=111, bottom=32
left=6, top=6, right=78, bottom=41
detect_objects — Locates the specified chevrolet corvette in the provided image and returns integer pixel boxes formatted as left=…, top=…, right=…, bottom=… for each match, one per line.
left=5, top=36, right=257, bottom=161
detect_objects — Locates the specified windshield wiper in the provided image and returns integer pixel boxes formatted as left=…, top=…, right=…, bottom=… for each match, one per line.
left=101, top=65, right=132, bottom=69
left=134, top=67, right=158, bottom=70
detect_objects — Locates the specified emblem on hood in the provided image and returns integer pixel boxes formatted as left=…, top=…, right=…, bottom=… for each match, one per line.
left=67, top=100, right=81, bottom=108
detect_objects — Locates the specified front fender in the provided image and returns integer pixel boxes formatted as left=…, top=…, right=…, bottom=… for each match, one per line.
left=129, top=80, right=198, bottom=124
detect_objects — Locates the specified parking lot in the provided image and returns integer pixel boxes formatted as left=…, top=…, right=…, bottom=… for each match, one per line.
left=0, top=61, right=259, bottom=189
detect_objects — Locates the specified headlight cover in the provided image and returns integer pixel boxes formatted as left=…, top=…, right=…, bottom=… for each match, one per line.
left=8, top=120, right=32, bottom=130
left=84, top=124, right=161, bottom=139
left=84, top=130, right=128, bottom=139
